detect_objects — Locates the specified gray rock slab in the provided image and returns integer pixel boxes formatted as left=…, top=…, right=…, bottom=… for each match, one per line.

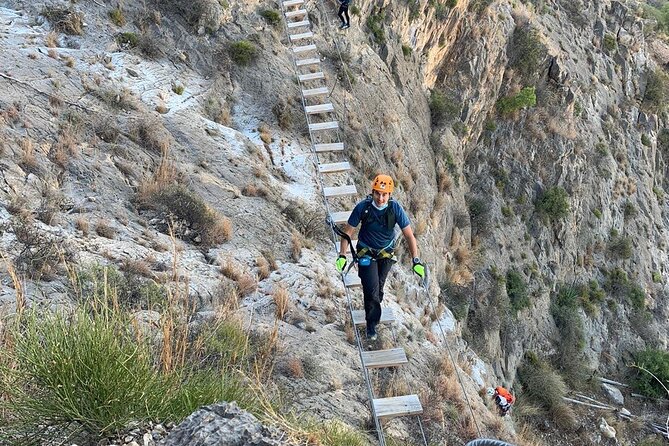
left=601, top=383, right=625, bottom=406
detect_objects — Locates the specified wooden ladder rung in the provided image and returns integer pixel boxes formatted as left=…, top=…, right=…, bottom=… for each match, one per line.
left=362, top=348, right=408, bottom=369
left=330, top=210, right=352, bottom=224
left=305, top=103, right=334, bottom=114
left=314, top=142, right=344, bottom=152
left=288, top=19, right=310, bottom=28
left=293, top=44, right=317, bottom=54
left=283, top=0, right=304, bottom=7
left=324, top=185, right=357, bottom=197
left=289, top=31, right=313, bottom=41
left=335, top=238, right=357, bottom=252
left=285, top=9, right=307, bottom=18
left=309, top=121, right=338, bottom=131
left=319, top=161, right=350, bottom=174
left=303, top=86, right=329, bottom=97
left=352, top=308, right=395, bottom=326
left=373, top=395, right=423, bottom=420
left=296, top=57, right=320, bottom=67
left=344, top=274, right=361, bottom=288
left=299, top=72, right=324, bottom=82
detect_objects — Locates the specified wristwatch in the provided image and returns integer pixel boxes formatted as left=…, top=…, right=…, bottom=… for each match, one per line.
left=412, top=257, right=421, bottom=264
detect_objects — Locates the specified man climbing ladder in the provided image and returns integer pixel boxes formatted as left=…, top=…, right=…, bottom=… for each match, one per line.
left=335, top=174, right=425, bottom=340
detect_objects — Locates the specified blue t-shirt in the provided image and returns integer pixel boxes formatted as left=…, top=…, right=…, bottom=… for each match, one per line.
left=347, top=199, right=410, bottom=250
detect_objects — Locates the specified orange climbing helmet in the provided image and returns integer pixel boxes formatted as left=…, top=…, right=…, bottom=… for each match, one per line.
left=371, top=174, right=394, bottom=193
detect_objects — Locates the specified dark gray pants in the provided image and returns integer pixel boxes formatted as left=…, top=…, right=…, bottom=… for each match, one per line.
left=338, top=5, right=350, bottom=25
left=358, top=258, right=394, bottom=328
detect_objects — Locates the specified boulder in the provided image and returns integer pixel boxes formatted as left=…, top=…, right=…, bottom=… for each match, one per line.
left=159, top=402, right=295, bottom=446
left=601, top=383, right=625, bottom=405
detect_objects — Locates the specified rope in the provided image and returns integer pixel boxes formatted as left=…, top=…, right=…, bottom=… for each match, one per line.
left=419, top=260, right=484, bottom=439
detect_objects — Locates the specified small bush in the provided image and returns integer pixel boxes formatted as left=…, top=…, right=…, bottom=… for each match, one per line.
left=608, top=234, right=633, bottom=259
left=506, top=270, right=529, bottom=313
left=508, top=25, right=546, bottom=82
left=95, top=221, right=116, bottom=239
left=518, top=354, right=576, bottom=428
left=429, top=88, right=460, bottom=126
left=401, top=44, right=412, bottom=57
left=172, top=83, right=185, bottom=95
left=42, top=7, right=84, bottom=35
left=137, top=33, right=163, bottom=59
left=496, top=86, right=537, bottom=115
left=109, top=8, right=126, bottom=26
left=434, top=3, right=448, bottom=20
left=535, top=186, right=569, bottom=223
left=641, top=134, right=652, bottom=147
left=138, top=184, right=231, bottom=248
left=5, top=217, right=69, bottom=280
left=350, top=5, right=361, bottom=15
left=631, top=349, right=669, bottom=398
left=366, top=14, right=385, bottom=45
left=117, top=32, right=139, bottom=48
left=259, top=9, right=281, bottom=26
left=643, top=68, right=669, bottom=111
left=467, top=196, right=491, bottom=236
left=439, top=281, right=470, bottom=321
left=129, top=118, right=170, bottom=153
left=603, top=33, right=617, bottom=52
left=228, top=40, right=258, bottom=65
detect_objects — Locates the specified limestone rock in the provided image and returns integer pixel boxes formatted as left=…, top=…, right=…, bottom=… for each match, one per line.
left=159, top=402, right=295, bottom=446
left=601, top=383, right=625, bottom=406
left=599, top=417, right=616, bottom=439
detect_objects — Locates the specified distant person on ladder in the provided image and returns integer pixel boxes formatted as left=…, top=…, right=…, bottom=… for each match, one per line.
left=488, top=386, right=515, bottom=416
left=337, top=0, right=350, bottom=29
left=335, top=174, right=425, bottom=341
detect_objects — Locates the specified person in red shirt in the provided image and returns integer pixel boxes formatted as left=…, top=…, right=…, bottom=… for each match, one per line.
left=492, top=386, right=515, bottom=416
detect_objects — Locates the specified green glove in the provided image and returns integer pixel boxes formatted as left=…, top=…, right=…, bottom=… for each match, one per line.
left=412, top=257, right=425, bottom=278
left=335, top=255, right=347, bottom=272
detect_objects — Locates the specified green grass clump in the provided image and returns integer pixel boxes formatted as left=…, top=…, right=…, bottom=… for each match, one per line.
left=506, top=269, right=529, bottom=313
left=641, top=134, right=652, bottom=147
left=518, top=353, right=576, bottom=428
left=631, top=349, right=669, bottom=398
left=643, top=68, right=669, bottom=112
left=109, top=8, right=125, bottom=26
left=508, top=25, right=546, bottom=82
left=366, top=13, right=385, bottom=44
left=603, top=33, right=617, bottom=52
left=535, top=186, right=569, bottom=222
left=228, top=40, right=258, bottom=65
left=608, top=234, right=633, bottom=259
left=259, top=9, right=281, bottom=26
left=401, top=44, right=412, bottom=57
left=429, top=88, right=460, bottom=126
left=603, top=267, right=647, bottom=311
left=496, top=86, right=537, bottom=115
left=0, top=296, right=258, bottom=443
left=117, top=32, right=138, bottom=48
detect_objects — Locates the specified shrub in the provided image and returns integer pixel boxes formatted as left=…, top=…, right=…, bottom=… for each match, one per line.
left=658, top=128, right=669, bottom=155
left=366, top=14, right=385, bottom=45
left=608, top=234, right=633, bottom=259
left=259, top=9, right=281, bottom=26
left=42, top=7, right=83, bottom=35
left=434, top=3, right=448, bottom=20
left=137, top=33, right=163, bottom=59
left=109, top=7, right=125, bottom=26
left=631, top=349, right=669, bottom=398
left=551, top=286, right=589, bottom=386
left=641, top=134, right=651, bottom=147
left=429, top=88, right=460, bottom=126
left=439, top=281, right=470, bottom=321
left=401, top=44, right=412, bottom=57
left=5, top=217, right=69, bottom=280
left=643, top=68, right=669, bottom=111
left=467, top=196, right=490, bottom=236
left=496, top=86, right=537, bottom=115
left=535, top=186, right=569, bottom=222
left=139, top=184, right=231, bottom=248
left=117, top=32, right=139, bottom=48
left=506, top=270, right=529, bottom=312
left=228, top=40, right=258, bottom=65
left=508, top=25, right=546, bottom=82
left=518, top=354, right=576, bottom=428
left=129, top=118, right=170, bottom=152
left=623, top=200, right=637, bottom=219
left=603, top=33, right=617, bottom=52
left=350, top=5, right=361, bottom=15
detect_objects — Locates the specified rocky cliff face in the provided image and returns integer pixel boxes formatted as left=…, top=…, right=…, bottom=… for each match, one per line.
left=0, top=0, right=667, bottom=444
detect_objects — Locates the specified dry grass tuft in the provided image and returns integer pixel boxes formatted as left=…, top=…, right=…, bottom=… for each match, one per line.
left=95, top=221, right=116, bottom=239
left=45, top=31, right=59, bottom=48
left=220, top=258, right=240, bottom=281
left=120, top=258, right=153, bottom=278
left=130, top=118, right=170, bottom=153
left=290, top=231, right=302, bottom=262
left=273, top=285, right=290, bottom=320
left=256, top=256, right=271, bottom=280
left=42, top=7, right=84, bottom=35
left=50, top=127, right=79, bottom=168
left=343, top=319, right=355, bottom=345
left=75, top=217, right=89, bottom=235
left=284, top=357, right=304, bottom=378
left=258, top=124, right=272, bottom=144
left=20, top=138, right=38, bottom=172
left=241, top=184, right=268, bottom=197
left=235, top=274, right=257, bottom=297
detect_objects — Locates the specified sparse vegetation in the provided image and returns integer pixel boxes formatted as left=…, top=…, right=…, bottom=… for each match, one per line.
left=467, top=196, right=491, bottom=236
left=608, top=234, right=633, bottom=259
left=129, top=118, right=170, bottom=153
left=496, top=86, right=537, bottom=115
left=42, top=6, right=84, bottom=35
left=641, top=134, right=652, bottom=147
left=228, top=40, right=258, bottom=65
left=429, top=88, right=460, bottom=126
left=604, top=267, right=647, bottom=312
left=508, top=25, right=546, bottom=82
left=506, top=270, right=529, bottom=313
left=535, top=186, right=569, bottom=223
left=109, top=7, right=126, bottom=26
left=603, top=33, right=617, bottom=52
left=117, top=32, right=139, bottom=48
left=259, top=9, right=281, bottom=26
left=631, top=348, right=669, bottom=398
left=643, top=68, right=669, bottom=112
left=366, top=13, right=385, bottom=45
left=401, top=44, right=412, bottom=57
